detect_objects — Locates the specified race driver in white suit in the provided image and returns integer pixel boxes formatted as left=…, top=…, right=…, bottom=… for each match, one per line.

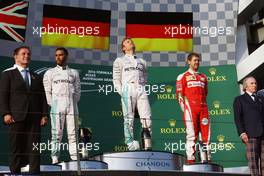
left=113, top=37, right=152, bottom=150
left=43, top=47, right=81, bottom=164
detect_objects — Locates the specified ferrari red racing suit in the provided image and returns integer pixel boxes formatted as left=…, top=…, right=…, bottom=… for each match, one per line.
left=176, top=69, right=211, bottom=163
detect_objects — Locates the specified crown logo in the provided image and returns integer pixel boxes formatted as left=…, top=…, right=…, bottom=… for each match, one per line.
left=209, top=67, right=217, bottom=75
left=213, top=100, right=220, bottom=109
left=168, top=119, right=176, bottom=127
left=217, top=135, right=225, bottom=142
left=165, top=85, right=173, bottom=93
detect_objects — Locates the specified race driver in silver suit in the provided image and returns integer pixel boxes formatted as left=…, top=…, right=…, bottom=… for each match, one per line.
left=113, top=37, right=152, bottom=150
left=43, top=47, right=81, bottom=164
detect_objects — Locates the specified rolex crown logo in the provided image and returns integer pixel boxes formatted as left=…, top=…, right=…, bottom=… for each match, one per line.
left=168, top=119, right=176, bottom=127
left=209, top=67, right=217, bottom=75
left=213, top=100, right=220, bottom=109
left=217, top=135, right=225, bottom=142
left=165, top=85, right=173, bottom=93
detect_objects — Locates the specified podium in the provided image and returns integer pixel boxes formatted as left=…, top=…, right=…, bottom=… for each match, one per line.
left=183, top=163, right=223, bottom=172
left=0, top=165, right=61, bottom=173
left=20, top=164, right=61, bottom=172
left=58, top=160, right=108, bottom=170
left=0, top=166, right=9, bottom=173
left=93, top=151, right=185, bottom=171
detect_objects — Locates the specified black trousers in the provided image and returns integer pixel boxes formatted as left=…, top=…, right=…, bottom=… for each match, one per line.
left=8, top=114, right=41, bottom=174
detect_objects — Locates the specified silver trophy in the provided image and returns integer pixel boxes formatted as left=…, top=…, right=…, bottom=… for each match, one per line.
left=79, top=127, right=92, bottom=159
left=141, top=119, right=152, bottom=150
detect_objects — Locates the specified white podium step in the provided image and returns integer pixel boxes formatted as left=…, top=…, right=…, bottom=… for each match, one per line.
left=0, top=165, right=61, bottom=173
left=93, top=151, right=185, bottom=171
left=0, top=166, right=9, bottom=173
left=183, top=163, right=223, bottom=172
left=59, top=160, right=108, bottom=171
left=20, top=164, right=61, bottom=172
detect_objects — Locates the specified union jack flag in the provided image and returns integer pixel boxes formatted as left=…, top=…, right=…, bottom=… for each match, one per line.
left=0, top=0, right=28, bottom=42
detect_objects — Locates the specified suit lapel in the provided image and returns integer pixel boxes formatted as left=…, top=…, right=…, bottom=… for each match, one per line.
left=244, top=93, right=255, bottom=103
left=14, top=68, right=28, bottom=90
left=29, top=70, right=36, bottom=91
left=244, top=93, right=263, bottom=113
left=14, top=68, right=34, bottom=91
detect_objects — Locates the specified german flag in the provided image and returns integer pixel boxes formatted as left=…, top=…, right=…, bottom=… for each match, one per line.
left=42, top=5, right=111, bottom=50
left=126, top=12, right=193, bottom=52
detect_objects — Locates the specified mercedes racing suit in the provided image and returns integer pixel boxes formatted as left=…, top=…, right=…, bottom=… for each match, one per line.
left=43, top=65, right=81, bottom=162
left=113, top=54, right=152, bottom=150
left=176, top=69, right=211, bottom=163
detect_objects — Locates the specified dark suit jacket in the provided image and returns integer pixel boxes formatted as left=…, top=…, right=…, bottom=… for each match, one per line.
left=233, top=92, right=264, bottom=138
left=0, top=68, right=48, bottom=122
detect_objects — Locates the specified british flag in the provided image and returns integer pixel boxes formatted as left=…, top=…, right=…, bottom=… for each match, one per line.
left=0, top=0, right=28, bottom=42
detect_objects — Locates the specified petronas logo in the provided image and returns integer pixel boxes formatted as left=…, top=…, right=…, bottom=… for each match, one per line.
left=168, top=119, right=176, bottom=127
left=209, top=67, right=217, bottom=76
left=213, top=100, right=220, bottom=109
left=217, top=135, right=225, bottom=142
left=165, top=85, right=173, bottom=93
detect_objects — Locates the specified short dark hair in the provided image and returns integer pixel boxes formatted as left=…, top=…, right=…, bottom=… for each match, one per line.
left=187, top=52, right=200, bottom=62
left=13, top=46, right=30, bottom=56
left=55, top=47, right=68, bottom=56
left=121, top=37, right=136, bottom=54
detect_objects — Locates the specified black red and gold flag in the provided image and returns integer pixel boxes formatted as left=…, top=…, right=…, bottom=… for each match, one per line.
left=126, top=12, right=193, bottom=52
left=0, top=0, right=28, bottom=42
left=42, top=5, right=111, bottom=50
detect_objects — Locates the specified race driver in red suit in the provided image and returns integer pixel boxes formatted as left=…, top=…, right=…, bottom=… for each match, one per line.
left=176, top=52, right=211, bottom=164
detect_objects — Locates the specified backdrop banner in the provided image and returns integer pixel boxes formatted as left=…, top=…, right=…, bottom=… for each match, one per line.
left=0, top=57, right=244, bottom=168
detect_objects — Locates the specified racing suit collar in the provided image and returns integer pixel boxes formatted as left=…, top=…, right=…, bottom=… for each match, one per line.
left=188, top=68, right=199, bottom=75
left=56, top=65, right=68, bottom=70
left=124, top=54, right=136, bottom=59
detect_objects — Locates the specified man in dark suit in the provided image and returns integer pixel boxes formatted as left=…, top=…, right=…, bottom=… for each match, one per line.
left=0, top=46, right=48, bottom=174
left=233, top=76, right=264, bottom=176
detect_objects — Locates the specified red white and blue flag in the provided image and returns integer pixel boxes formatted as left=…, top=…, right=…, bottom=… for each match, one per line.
left=0, top=0, right=28, bottom=42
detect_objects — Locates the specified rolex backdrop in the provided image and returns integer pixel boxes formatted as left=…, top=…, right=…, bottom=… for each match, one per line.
left=0, top=57, right=244, bottom=168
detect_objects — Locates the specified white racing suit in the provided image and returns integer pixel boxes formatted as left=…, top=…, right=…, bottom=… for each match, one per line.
left=43, top=65, right=81, bottom=162
left=113, top=54, right=152, bottom=150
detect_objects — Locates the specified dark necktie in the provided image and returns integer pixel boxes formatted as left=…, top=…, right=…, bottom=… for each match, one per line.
left=23, top=69, right=30, bottom=89
left=251, top=94, right=256, bottom=101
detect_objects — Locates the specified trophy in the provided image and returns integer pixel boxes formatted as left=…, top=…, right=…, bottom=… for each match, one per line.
left=141, top=119, right=152, bottom=150
left=79, top=127, right=92, bottom=159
